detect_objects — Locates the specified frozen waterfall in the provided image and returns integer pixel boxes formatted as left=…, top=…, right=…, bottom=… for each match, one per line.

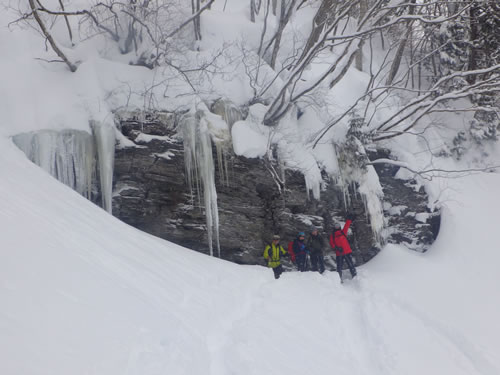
left=12, top=124, right=115, bottom=213
left=91, top=121, right=116, bottom=213
left=211, top=100, right=245, bottom=187
left=182, top=106, right=231, bottom=257
left=13, top=130, right=96, bottom=199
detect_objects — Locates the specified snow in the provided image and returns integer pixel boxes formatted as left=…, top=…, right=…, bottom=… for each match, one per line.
left=2, top=1, right=500, bottom=374
left=2, top=135, right=500, bottom=374
left=231, top=119, right=269, bottom=158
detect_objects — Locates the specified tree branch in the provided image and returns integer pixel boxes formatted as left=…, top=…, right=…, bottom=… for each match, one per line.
left=28, top=0, right=77, bottom=72
left=367, top=158, right=500, bottom=181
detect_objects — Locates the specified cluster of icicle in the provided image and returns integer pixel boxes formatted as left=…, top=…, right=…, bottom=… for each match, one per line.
left=182, top=102, right=243, bottom=257
left=182, top=110, right=220, bottom=257
left=12, top=122, right=115, bottom=213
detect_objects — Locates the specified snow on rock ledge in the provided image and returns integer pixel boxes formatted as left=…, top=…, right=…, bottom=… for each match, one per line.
left=231, top=120, right=269, bottom=158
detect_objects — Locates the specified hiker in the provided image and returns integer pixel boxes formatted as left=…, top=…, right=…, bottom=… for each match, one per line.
left=292, top=232, right=309, bottom=272
left=263, top=234, right=287, bottom=279
left=307, top=226, right=325, bottom=274
left=330, top=215, right=357, bottom=282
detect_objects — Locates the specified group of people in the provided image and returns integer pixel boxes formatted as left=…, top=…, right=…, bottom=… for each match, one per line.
left=263, top=215, right=357, bottom=283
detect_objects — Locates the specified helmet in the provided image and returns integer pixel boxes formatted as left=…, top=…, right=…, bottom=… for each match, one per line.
left=272, top=234, right=280, bottom=240
left=298, top=231, right=305, bottom=237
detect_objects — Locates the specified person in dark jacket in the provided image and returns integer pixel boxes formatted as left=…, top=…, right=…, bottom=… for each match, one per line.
left=293, top=232, right=309, bottom=272
left=330, top=215, right=357, bottom=282
left=307, top=227, right=325, bottom=274
left=263, top=234, right=287, bottom=279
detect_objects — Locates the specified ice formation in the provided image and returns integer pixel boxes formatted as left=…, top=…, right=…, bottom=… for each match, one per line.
left=91, top=121, right=116, bottom=213
left=334, top=140, right=385, bottom=243
left=12, top=123, right=115, bottom=213
left=182, top=106, right=229, bottom=257
left=211, top=99, right=245, bottom=129
left=12, top=130, right=96, bottom=199
left=210, top=100, right=242, bottom=186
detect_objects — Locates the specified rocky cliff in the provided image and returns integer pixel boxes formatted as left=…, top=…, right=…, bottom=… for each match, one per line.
left=112, top=111, right=439, bottom=270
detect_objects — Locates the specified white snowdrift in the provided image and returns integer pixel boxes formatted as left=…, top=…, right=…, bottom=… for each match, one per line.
left=2, top=2, right=500, bottom=374
left=1, top=136, right=500, bottom=375
left=232, top=120, right=269, bottom=158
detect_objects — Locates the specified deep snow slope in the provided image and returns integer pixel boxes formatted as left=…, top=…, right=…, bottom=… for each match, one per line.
left=1, top=137, right=500, bottom=375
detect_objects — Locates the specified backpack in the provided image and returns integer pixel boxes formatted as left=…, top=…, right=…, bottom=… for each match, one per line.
left=287, top=241, right=296, bottom=262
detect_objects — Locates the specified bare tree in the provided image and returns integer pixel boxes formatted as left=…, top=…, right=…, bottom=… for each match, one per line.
left=254, top=0, right=483, bottom=129
left=27, top=0, right=77, bottom=72
left=19, top=0, right=216, bottom=69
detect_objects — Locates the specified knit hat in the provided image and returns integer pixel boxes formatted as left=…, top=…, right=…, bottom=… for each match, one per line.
left=272, top=234, right=280, bottom=240
left=298, top=231, right=305, bottom=237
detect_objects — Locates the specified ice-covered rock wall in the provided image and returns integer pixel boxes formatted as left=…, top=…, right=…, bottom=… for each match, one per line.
left=112, top=110, right=438, bottom=267
left=11, top=106, right=438, bottom=266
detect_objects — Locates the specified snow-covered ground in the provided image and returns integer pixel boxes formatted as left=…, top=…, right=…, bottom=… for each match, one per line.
left=2, top=134, right=500, bottom=375
left=2, top=1, right=500, bottom=374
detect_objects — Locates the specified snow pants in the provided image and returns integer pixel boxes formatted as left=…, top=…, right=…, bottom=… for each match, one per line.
left=336, top=253, right=356, bottom=280
left=310, top=251, right=325, bottom=273
left=272, top=265, right=284, bottom=279
left=296, top=253, right=307, bottom=272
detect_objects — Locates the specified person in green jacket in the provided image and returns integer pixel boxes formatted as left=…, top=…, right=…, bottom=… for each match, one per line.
left=263, top=234, right=287, bottom=279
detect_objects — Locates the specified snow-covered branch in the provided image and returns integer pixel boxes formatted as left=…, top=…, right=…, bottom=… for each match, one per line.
left=367, top=159, right=500, bottom=181
left=27, top=0, right=78, bottom=72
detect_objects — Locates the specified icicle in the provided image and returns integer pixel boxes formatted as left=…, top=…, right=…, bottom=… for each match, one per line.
left=91, top=121, right=116, bottom=214
left=357, top=165, right=385, bottom=243
left=199, top=115, right=221, bottom=257
left=181, top=108, right=222, bottom=257
left=182, top=113, right=202, bottom=207
left=12, top=130, right=95, bottom=199
left=215, top=141, right=231, bottom=186
left=211, top=99, right=245, bottom=128
left=211, top=99, right=245, bottom=187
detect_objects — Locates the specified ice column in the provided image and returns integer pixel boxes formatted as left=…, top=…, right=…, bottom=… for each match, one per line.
left=211, top=100, right=245, bottom=186
left=13, top=124, right=115, bottom=213
left=182, top=110, right=221, bottom=257
left=91, top=121, right=116, bottom=213
left=12, top=130, right=96, bottom=199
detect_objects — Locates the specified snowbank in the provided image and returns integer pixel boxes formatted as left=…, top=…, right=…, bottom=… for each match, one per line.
left=2, top=134, right=500, bottom=375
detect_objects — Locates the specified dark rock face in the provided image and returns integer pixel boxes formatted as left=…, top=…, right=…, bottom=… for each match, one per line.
left=112, top=113, right=439, bottom=269
left=369, top=149, right=440, bottom=252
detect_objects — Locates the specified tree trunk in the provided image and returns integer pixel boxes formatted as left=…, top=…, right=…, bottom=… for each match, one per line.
left=192, top=0, right=202, bottom=41
left=385, top=0, right=416, bottom=85
left=269, top=0, right=297, bottom=69
left=28, top=0, right=77, bottom=72
left=355, top=0, right=367, bottom=71
left=297, top=0, right=336, bottom=67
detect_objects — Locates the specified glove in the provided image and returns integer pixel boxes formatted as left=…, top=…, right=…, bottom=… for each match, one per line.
left=346, top=213, right=356, bottom=221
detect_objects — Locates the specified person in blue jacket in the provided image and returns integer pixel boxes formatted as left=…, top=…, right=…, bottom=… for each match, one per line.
left=292, top=232, right=309, bottom=272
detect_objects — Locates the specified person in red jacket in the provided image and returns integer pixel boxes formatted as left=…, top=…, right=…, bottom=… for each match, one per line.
left=330, top=215, right=357, bottom=283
